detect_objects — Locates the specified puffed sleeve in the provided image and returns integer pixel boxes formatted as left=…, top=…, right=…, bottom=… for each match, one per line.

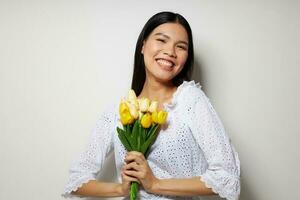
left=61, top=104, right=116, bottom=198
left=188, top=88, right=240, bottom=200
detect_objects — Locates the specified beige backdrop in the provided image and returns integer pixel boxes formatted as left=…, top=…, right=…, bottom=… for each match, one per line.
left=0, top=0, right=299, bottom=200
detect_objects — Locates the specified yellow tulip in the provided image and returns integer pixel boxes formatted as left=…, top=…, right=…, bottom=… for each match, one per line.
left=119, top=100, right=128, bottom=115
left=141, top=113, right=152, bottom=128
left=119, top=101, right=134, bottom=125
left=148, top=100, right=158, bottom=113
left=151, top=111, right=159, bottom=124
left=127, top=102, right=139, bottom=119
left=152, top=110, right=168, bottom=125
left=139, top=98, right=150, bottom=112
left=157, top=110, right=168, bottom=124
left=132, top=99, right=139, bottom=110
left=127, top=89, right=137, bottom=103
left=120, top=111, right=134, bottom=125
left=138, top=110, right=143, bottom=119
left=137, top=99, right=142, bottom=111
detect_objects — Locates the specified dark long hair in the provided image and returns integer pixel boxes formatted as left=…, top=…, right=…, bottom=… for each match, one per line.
left=131, top=11, right=194, bottom=96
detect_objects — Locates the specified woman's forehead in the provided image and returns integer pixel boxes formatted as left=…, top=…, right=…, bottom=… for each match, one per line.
left=150, top=23, right=189, bottom=42
left=152, top=23, right=187, bottom=36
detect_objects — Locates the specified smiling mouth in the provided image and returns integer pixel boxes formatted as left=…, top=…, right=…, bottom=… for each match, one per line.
left=155, top=59, right=175, bottom=69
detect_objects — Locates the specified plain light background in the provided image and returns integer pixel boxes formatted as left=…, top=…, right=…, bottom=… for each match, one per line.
left=0, top=0, right=299, bottom=200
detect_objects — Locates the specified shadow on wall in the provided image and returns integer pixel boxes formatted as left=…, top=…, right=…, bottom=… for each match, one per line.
left=193, top=55, right=258, bottom=200
left=192, top=57, right=206, bottom=91
left=240, top=174, right=257, bottom=200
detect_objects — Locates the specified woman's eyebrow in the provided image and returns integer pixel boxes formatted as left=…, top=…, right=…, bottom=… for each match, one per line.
left=154, top=32, right=170, bottom=38
left=154, top=32, right=188, bottom=46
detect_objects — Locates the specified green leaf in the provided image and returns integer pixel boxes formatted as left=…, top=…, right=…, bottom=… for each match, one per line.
left=117, top=127, right=132, bottom=151
left=124, top=124, right=130, bottom=135
left=137, top=133, right=141, bottom=152
left=117, top=127, right=125, bottom=135
left=132, top=120, right=139, bottom=138
left=147, top=124, right=156, bottom=139
left=141, top=124, right=160, bottom=154
left=140, top=125, right=146, bottom=144
left=124, top=124, right=133, bottom=146
left=129, top=120, right=139, bottom=150
left=129, top=123, right=133, bottom=134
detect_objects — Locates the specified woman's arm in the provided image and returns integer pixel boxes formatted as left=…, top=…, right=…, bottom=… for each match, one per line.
left=72, top=166, right=141, bottom=198
left=71, top=180, right=124, bottom=197
left=123, top=151, right=217, bottom=197
left=150, top=176, right=216, bottom=197
left=187, top=87, right=240, bottom=200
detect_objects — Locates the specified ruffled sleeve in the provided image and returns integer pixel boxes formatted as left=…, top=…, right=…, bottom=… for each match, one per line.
left=187, top=86, right=240, bottom=200
left=61, top=104, right=116, bottom=198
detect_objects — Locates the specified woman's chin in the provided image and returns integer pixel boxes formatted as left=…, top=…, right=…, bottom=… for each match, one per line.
left=152, top=73, right=175, bottom=83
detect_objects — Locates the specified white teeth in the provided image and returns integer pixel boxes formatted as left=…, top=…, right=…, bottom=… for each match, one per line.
left=156, top=59, right=174, bottom=67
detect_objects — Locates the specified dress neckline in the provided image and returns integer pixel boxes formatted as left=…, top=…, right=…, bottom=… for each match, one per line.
left=163, top=80, right=201, bottom=111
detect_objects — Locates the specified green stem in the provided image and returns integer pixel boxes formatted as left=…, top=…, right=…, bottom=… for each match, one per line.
left=130, top=181, right=139, bottom=200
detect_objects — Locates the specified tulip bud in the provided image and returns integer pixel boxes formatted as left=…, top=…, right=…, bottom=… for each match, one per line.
left=127, top=89, right=137, bottom=103
left=138, top=110, right=143, bottom=119
left=132, top=99, right=139, bottom=110
left=139, top=98, right=150, bottom=112
left=157, top=110, right=168, bottom=125
left=148, top=100, right=158, bottom=113
left=119, top=100, right=128, bottom=115
left=127, top=103, right=139, bottom=119
left=151, top=111, right=159, bottom=124
left=120, top=111, right=134, bottom=125
left=141, top=113, right=152, bottom=128
left=119, top=101, right=135, bottom=125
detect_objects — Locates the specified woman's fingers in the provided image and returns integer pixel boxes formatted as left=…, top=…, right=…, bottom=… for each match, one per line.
left=123, top=168, right=140, bottom=179
left=121, top=171, right=140, bottom=184
left=124, top=152, right=145, bottom=165
left=124, top=161, right=141, bottom=171
left=122, top=162, right=142, bottom=180
left=122, top=153, right=158, bottom=193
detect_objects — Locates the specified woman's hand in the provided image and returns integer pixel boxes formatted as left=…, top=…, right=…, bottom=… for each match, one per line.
left=120, top=164, right=140, bottom=197
left=123, top=151, right=159, bottom=193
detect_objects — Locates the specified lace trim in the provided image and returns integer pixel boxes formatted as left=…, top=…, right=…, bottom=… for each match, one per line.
left=163, top=80, right=202, bottom=110
left=61, top=177, right=96, bottom=198
left=200, top=174, right=240, bottom=200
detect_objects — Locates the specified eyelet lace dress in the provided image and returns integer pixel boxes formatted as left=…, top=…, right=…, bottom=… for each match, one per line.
left=62, top=80, right=241, bottom=200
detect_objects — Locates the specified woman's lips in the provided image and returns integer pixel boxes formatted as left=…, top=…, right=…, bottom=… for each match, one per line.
left=156, top=59, right=175, bottom=71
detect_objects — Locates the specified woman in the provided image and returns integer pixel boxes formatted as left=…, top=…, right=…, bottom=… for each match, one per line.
left=62, top=11, right=240, bottom=200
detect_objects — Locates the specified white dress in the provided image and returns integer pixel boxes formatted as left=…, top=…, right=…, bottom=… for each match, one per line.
left=62, top=80, right=241, bottom=200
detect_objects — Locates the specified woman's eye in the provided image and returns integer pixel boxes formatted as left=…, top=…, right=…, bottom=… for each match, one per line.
left=156, top=38, right=166, bottom=43
left=177, top=45, right=187, bottom=50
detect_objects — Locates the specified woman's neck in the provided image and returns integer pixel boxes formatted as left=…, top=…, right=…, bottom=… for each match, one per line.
left=138, top=79, right=177, bottom=109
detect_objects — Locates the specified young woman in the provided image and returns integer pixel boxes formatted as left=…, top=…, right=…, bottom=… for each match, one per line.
left=62, top=11, right=240, bottom=200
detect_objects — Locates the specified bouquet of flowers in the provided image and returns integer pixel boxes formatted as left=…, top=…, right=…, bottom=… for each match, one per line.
left=117, top=89, right=168, bottom=200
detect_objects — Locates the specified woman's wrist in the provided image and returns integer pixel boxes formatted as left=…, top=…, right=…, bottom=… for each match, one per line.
left=116, top=183, right=126, bottom=197
left=148, top=177, right=161, bottom=194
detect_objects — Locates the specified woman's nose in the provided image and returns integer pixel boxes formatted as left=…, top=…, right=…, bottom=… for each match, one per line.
left=163, top=46, right=177, bottom=58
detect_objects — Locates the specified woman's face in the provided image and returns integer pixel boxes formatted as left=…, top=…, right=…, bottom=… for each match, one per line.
left=141, top=22, right=189, bottom=83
